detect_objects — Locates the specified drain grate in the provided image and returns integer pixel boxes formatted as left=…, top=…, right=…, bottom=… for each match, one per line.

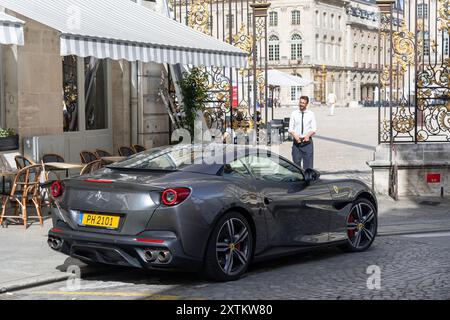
left=418, top=201, right=441, bottom=206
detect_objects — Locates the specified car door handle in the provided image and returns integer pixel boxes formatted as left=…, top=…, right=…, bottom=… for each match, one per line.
left=264, top=197, right=273, bottom=205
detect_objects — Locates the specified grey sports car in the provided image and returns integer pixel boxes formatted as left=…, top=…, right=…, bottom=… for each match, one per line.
left=48, top=144, right=377, bottom=281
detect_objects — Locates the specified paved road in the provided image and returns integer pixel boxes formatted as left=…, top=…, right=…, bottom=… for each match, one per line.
left=3, top=232, right=449, bottom=300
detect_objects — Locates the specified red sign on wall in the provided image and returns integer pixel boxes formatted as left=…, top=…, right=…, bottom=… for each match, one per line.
left=426, top=173, right=441, bottom=184
left=232, top=86, right=238, bottom=108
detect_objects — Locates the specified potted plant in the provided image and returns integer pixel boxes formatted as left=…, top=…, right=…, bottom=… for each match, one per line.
left=178, top=67, right=209, bottom=141
left=0, top=128, right=19, bottom=151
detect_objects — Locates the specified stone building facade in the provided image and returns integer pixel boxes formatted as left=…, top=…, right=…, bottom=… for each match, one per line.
left=264, top=0, right=380, bottom=107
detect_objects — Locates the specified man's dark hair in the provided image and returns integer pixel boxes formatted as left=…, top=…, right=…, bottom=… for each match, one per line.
left=299, top=96, right=309, bottom=104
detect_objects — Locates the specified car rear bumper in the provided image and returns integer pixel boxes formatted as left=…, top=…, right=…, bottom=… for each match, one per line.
left=48, top=227, right=203, bottom=272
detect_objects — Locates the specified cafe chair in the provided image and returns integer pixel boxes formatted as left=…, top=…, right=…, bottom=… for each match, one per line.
left=118, top=146, right=135, bottom=157
left=95, top=149, right=112, bottom=158
left=14, top=155, right=35, bottom=170
left=80, top=160, right=103, bottom=176
left=42, top=153, right=68, bottom=179
left=0, top=164, right=44, bottom=228
left=132, top=144, right=146, bottom=153
left=42, top=154, right=65, bottom=163
left=80, top=151, right=98, bottom=164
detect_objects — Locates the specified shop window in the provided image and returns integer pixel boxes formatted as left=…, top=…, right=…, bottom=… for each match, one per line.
left=85, top=57, right=108, bottom=130
left=63, top=55, right=79, bottom=132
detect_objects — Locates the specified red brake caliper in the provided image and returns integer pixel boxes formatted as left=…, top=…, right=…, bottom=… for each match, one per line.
left=347, top=214, right=355, bottom=239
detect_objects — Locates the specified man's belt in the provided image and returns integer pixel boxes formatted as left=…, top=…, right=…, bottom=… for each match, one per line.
left=294, top=138, right=312, bottom=147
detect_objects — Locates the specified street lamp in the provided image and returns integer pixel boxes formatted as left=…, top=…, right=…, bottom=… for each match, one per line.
left=250, top=2, right=271, bottom=145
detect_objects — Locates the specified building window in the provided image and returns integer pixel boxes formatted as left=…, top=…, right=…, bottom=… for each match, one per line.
left=291, top=85, right=302, bottom=101
left=226, top=14, right=234, bottom=29
left=423, top=31, right=430, bottom=56
left=444, top=30, right=449, bottom=55
left=291, top=34, right=303, bottom=60
left=418, top=3, right=428, bottom=19
left=63, top=55, right=79, bottom=132
left=331, top=14, right=335, bottom=29
left=315, top=10, right=319, bottom=26
left=84, top=57, right=108, bottom=130
left=269, top=11, right=278, bottom=27
left=338, top=16, right=341, bottom=30
left=322, top=12, right=327, bottom=28
left=268, top=35, right=280, bottom=61
left=292, top=10, right=301, bottom=25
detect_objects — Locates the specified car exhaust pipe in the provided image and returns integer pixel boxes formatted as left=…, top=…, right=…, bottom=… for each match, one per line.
left=144, top=250, right=157, bottom=263
left=48, top=236, right=64, bottom=251
left=157, top=250, right=172, bottom=263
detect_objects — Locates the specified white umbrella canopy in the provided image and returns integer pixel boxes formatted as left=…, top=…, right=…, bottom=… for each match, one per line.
left=245, top=69, right=313, bottom=87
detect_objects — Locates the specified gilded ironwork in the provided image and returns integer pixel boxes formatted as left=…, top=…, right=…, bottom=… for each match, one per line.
left=187, top=0, right=210, bottom=34
left=171, top=0, right=268, bottom=134
left=377, top=0, right=450, bottom=143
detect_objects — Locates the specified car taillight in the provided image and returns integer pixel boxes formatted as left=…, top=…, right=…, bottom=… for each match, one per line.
left=51, top=181, right=64, bottom=198
left=161, top=188, right=191, bottom=206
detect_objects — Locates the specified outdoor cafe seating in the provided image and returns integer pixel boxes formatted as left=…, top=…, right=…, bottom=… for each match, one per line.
left=0, top=164, right=44, bottom=228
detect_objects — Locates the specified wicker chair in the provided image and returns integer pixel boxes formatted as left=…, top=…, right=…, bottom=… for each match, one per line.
left=42, top=153, right=68, bottom=179
left=95, top=149, right=112, bottom=158
left=118, top=146, right=135, bottom=157
left=80, top=159, right=103, bottom=176
left=80, top=151, right=98, bottom=164
left=42, top=154, right=65, bottom=163
left=132, top=144, right=146, bottom=153
left=0, top=164, right=44, bottom=228
left=14, top=155, right=35, bottom=170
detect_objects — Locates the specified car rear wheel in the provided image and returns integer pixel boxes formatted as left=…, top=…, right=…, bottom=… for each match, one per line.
left=339, top=198, right=377, bottom=252
left=203, top=212, right=253, bottom=281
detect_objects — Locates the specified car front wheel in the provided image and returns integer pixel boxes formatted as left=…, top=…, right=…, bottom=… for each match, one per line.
left=203, top=212, right=253, bottom=281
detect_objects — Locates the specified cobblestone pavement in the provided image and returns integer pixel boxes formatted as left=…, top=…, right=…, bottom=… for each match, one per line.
left=272, top=106, right=378, bottom=174
left=3, top=232, right=450, bottom=300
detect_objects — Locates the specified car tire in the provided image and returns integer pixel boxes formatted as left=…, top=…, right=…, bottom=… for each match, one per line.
left=339, top=198, right=377, bottom=253
left=203, top=212, right=254, bottom=282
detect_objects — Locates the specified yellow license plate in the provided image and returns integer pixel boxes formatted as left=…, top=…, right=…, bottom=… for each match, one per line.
left=81, top=213, right=120, bottom=229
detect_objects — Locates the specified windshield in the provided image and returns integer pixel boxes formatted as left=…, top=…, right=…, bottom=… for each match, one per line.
left=108, top=145, right=206, bottom=171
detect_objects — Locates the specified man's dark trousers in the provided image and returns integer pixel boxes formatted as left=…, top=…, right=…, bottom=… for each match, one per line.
left=292, top=140, right=314, bottom=169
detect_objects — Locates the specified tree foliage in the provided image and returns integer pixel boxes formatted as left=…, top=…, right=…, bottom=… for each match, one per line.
left=178, top=67, right=209, bottom=139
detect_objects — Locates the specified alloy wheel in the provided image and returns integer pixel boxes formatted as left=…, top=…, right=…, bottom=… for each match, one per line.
left=216, top=218, right=251, bottom=276
left=346, top=202, right=376, bottom=249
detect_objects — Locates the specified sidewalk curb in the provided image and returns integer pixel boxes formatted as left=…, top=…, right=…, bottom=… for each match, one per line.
left=0, top=266, right=115, bottom=294
left=378, top=226, right=450, bottom=237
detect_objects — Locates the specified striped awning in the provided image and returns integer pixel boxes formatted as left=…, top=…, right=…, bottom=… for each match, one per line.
left=0, top=11, right=24, bottom=45
left=0, top=0, right=248, bottom=68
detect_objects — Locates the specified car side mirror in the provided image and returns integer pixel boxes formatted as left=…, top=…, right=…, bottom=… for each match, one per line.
left=304, top=168, right=321, bottom=182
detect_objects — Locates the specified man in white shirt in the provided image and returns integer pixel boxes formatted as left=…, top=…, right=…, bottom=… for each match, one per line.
left=288, top=96, right=317, bottom=170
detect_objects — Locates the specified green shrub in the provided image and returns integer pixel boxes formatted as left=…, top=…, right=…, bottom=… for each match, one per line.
left=178, top=67, right=209, bottom=139
left=0, top=128, right=16, bottom=138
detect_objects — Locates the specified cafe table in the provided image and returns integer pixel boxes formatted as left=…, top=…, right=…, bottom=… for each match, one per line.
left=44, top=162, right=84, bottom=178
